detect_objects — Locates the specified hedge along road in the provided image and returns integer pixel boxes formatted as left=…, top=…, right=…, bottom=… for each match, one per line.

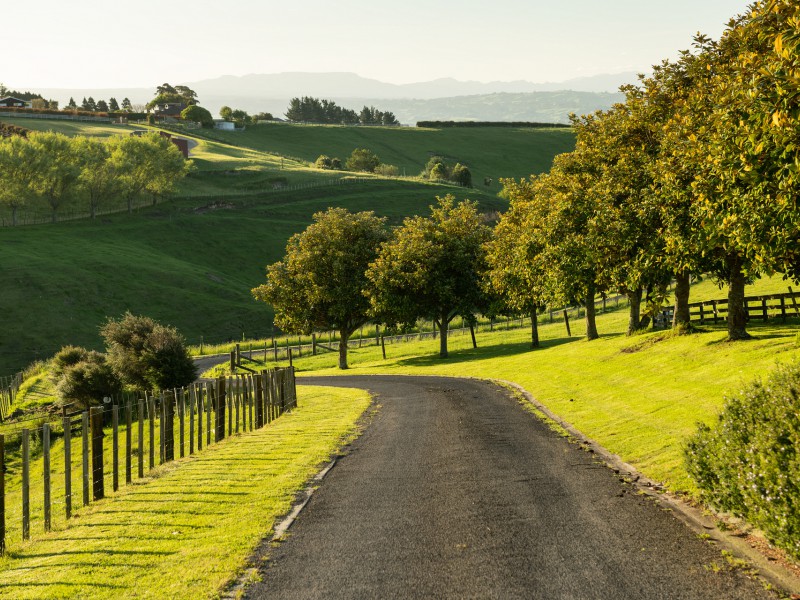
left=244, top=375, right=771, bottom=599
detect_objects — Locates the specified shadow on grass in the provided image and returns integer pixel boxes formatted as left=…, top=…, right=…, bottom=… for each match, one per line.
left=393, top=335, right=579, bottom=369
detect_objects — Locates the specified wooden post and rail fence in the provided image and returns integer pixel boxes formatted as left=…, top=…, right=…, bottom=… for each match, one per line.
left=0, top=367, right=296, bottom=556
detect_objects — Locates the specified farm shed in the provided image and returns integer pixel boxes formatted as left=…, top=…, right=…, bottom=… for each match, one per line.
left=0, top=97, right=32, bottom=108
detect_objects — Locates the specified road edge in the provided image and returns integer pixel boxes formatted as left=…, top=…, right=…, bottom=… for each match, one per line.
left=496, top=377, right=800, bottom=596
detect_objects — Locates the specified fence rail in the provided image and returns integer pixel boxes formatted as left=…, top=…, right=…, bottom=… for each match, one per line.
left=0, top=367, right=296, bottom=556
left=684, top=290, right=800, bottom=325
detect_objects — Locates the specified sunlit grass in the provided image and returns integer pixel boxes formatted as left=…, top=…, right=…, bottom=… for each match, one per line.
left=0, top=385, right=370, bottom=599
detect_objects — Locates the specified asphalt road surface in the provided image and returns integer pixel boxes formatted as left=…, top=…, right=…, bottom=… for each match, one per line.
left=244, top=375, right=772, bottom=599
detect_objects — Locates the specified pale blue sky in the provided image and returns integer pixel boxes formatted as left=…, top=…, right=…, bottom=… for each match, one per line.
left=2, top=0, right=750, bottom=89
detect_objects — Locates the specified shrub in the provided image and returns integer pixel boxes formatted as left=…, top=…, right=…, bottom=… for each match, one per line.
left=314, top=154, right=342, bottom=170
left=374, top=163, right=399, bottom=177
left=429, top=162, right=448, bottom=181
left=55, top=351, right=121, bottom=410
left=685, top=361, right=800, bottom=559
left=181, top=105, right=214, bottom=128
left=451, top=163, right=472, bottom=187
left=50, top=345, right=90, bottom=382
left=345, top=148, right=380, bottom=173
left=101, top=312, right=197, bottom=391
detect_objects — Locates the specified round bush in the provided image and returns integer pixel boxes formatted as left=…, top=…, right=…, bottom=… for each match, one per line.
left=685, top=360, right=800, bottom=558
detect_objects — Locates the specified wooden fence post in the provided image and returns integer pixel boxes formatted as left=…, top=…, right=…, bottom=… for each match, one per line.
left=126, top=402, right=132, bottom=484
left=255, top=375, right=263, bottom=428
left=312, top=333, right=317, bottom=356
left=91, top=406, right=105, bottom=501
left=148, top=394, right=155, bottom=470
left=63, top=416, right=71, bottom=518
left=273, top=337, right=278, bottom=362
left=137, top=399, right=144, bottom=478
left=189, top=385, right=196, bottom=455
left=762, top=298, right=768, bottom=321
left=205, top=382, right=211, bottom=447
left=215, top=377, right=226, bottom=441
left=288, top=348, right=293, bottom=367
left=179, top=388, right=185, bottom=458
left=0, top=434, right=4, bottom=555
left=227, top=378, right=233, bottom=436
left=22, top=429, right=30, bottom=540
left=381, top=336, right=386, bottom=360
left=82, top=412, right=90, bottom=506
left=164, top=392, right=175, bottom=462
left=43, top=423, right=51, bottom=531
left=112, top=405, right=119, bottom=492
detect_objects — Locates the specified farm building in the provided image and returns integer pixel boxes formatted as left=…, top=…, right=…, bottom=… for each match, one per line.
left=0, top=97, right=32, bottom=108
left=153, top=102, right=187, bottom=116
left=214, top=120, right=235, bottom=131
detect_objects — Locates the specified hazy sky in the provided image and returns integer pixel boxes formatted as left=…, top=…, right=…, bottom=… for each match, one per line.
left=2, top=0, right=751, bottom=89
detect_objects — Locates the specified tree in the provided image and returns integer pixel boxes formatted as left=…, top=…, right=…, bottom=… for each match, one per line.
left=27, top=132, right=80, bottom=223
left=95, top=99, right=108, bottom=112
left=108, top=97, right=120, bottom=112
left=315, top=155, right=340, bottom=170
left=101, top=313, right=197, bottom=391
left=73, top=136, right=120, bottom=219
left=485, top=179, right=549, bottom=348
left=219, top=106, right=233, bottom=120
left=366, top=196, right=492, bottom=358
left=147, top=83, right=198, bottom=110
left=0, top=134, right=36, bottom=226
left=451, top=163, right=472, bottom=187
left=181, top=105, right=214, bottom=127
left=121, top=97, right=132, bottom=112
left=111, top=133, right=190, bottom=211
left=345, top=148, right=380, bottom=172
left=85, top=97, right=97, bottom=111
left=252, top=208, right=388, bottom=369
left=67, top=97, right=77, bottom=110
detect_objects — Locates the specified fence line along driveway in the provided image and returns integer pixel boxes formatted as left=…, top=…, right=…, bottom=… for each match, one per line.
left=243, top=375, right=772, bottom=600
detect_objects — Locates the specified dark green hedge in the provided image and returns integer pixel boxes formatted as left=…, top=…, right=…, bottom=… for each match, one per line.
left=0, top=121, right=30, bottom=138
left=416, top=121, right=571, bottom=129
left=685, top=361, right=800, bottom=558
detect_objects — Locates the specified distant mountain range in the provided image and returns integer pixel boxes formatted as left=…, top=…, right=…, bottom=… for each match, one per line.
left=32, top=71, right=639, bottom=124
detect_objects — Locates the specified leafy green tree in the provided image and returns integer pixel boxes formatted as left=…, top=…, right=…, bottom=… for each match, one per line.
left=429, top=162, right=448, bottom=181
left=121, top=97, right=132, bottom=112
left=108, top=97, right=120, bottom=112
left=101, top=312, right=197, bottom=391
left=366, top=196, right=491, bottom=358
left=181, top=105, right=213, bottom=127
left=85, top=97, right=97, bottom=111
left=374, top=163, right=399, bottom=177
left=96, top=99, right=109, bottom=112
left=147, top=83, right=198, bottom=110
left=252, top=208, right=388, bottom=369
left=485, top=178, right=549, bottom=348
left=345, top=148, right=380, bottom=172
left=451, top=163, right=472, bottom=187
left=27, top=132, right=80, bottom=223
left=0, top=134, right=36, bottom=226
left=73, top=136, right=120, bottom=219
left=219, top=106, right=233, bottom=120
left=67, top=97, right=77, bottom=110
left=315, top=155, right=338, bottom=170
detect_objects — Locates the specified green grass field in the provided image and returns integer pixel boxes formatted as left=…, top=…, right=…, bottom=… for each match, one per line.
left=0, top=179, right=505, bottom=376
left=0, top=116, right=573, bottom=375
left=211, top=275, right=800, bottom=497
left=190, top=122, right=576, bottom=194
left=0, top=385, right=371, bottom=598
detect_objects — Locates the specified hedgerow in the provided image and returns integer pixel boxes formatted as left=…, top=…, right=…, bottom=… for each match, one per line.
left=685, top=361, right=800, bottom=558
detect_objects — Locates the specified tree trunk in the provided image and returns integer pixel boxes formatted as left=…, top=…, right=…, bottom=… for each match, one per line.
left=672, top=270, right=691, bottom=329
left=530, top=308, right=539, bottom=349
left=585, top=286, right=599, bottom=341
left=627, top=287, right=642, bottom=336
left=127, top=196, right=133, bottom=214
left=51, top=208, right=57, bottom=224
left=437, top=317, right=449, bottom=358
left=338, top=330, right=350, bottom=369
left=726, top=254, right=751, bottom=341
left=91, top=202, right=96, bottom=220
left=11, top=205, right=17, bottom=227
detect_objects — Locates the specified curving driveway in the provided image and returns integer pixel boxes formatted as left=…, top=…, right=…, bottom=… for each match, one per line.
left=243, top=375, right=771, bottom=599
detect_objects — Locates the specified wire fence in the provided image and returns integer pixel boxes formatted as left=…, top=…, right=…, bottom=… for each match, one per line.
left=0, top=368, right=297, bottom=556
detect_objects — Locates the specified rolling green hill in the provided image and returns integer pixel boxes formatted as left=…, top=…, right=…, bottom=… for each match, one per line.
left=0, top=117, right=572, bottom=375
left=179, top=122, right=575, bottom=194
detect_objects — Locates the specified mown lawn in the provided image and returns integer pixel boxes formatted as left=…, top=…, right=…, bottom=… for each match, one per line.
left=228, top=275, right=800, bottom=496
left=0, top=385, right=371, bottom=599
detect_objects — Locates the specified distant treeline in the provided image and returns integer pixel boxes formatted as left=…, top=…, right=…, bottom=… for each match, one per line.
left=285, top=97, right=399, bottom=126
left=416, top=121, right=572, bottom=129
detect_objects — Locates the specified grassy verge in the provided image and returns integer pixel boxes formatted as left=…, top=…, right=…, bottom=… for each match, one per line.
left=0, top=385, right=371, bottom=599
left=232, top=276, right=800, bottom=496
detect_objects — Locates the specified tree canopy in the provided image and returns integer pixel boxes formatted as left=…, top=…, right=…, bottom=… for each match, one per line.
left=252, top=208, right=388, bottom=369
